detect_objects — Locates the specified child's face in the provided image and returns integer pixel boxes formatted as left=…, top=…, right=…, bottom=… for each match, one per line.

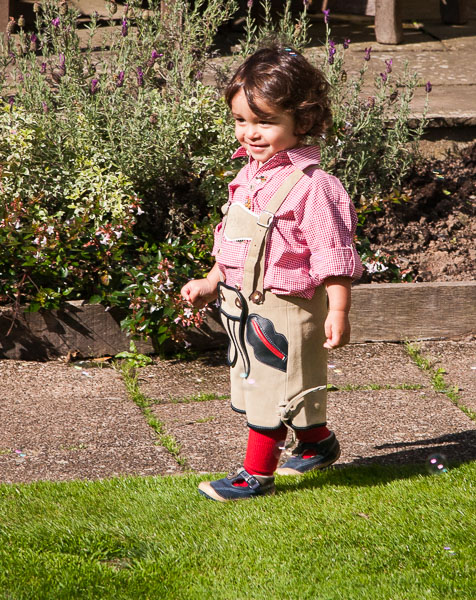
left=231, top=88, right=301, bottom=166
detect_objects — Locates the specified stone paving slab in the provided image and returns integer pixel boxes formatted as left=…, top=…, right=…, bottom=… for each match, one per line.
left=328, top=389, right=475, bottom=466
left=1, top=342, right=474, bottom=483
left=138, top=352, right=230, bottom=402
left=0, top=361, right=179, bottom=483
left=418, top=341, right=476, bottom=413
left=328, top=343, right=429, bottom=388
left=152, top=399, right=248, bottom=474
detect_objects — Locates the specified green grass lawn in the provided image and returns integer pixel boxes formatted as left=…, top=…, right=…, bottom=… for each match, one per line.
left=0, top=462, right=474, bottom=600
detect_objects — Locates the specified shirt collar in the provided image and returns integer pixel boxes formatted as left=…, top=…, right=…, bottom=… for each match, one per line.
left=231, top=145, right=321, bottom=168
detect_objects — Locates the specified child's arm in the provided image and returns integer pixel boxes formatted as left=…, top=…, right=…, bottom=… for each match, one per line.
left=323, top=276, right=352, bottom=349
left=181, top=263, right=221, bottom=309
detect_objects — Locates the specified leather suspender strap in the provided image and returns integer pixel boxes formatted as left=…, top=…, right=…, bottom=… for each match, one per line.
left=242, top=168, right=308, bottom=302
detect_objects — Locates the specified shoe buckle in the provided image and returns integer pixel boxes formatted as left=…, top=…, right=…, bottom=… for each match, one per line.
left=239, top=469, right=260, bottom=490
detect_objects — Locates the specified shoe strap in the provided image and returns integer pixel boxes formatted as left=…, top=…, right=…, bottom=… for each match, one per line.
left=228, top=467, right=260, bottom=490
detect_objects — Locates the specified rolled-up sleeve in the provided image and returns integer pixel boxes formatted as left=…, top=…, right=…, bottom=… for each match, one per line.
left=297, top=173, right=363, bottom=285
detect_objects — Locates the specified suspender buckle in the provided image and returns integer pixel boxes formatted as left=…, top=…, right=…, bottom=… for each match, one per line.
left=257, top=210, right=274, bottom=228
left=250, top=290, right=264, bottom=304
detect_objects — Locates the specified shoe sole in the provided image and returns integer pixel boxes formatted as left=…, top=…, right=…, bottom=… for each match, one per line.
left=275, top=448, right=341, bottom=476
left=198, top=481, right=276, bottom=502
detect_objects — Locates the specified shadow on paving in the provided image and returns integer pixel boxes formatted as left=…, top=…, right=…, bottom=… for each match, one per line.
left=347, top=429, right=476, bottom=467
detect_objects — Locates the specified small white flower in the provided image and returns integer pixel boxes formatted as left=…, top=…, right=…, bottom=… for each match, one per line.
left=165, top=278, right=173, bottom=289
left=183, top=308, right=193, bottom=318
left=46, top=225, right=55, bottom=235
left=136, top=207, right=144, bottom=215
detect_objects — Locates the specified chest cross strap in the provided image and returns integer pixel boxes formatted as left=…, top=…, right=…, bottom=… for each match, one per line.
left=242, top=167, right=312, bottom=303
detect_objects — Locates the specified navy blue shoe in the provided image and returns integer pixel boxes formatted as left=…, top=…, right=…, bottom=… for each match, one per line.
left=276, top=432, right=341, bottom=475
left=198, top=468, right=275, bottom=502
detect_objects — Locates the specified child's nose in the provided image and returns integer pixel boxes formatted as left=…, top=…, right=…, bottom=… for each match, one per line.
left=245, top=123, right=259, bottom=140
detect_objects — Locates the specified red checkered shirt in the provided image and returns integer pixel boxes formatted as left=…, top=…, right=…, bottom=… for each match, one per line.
left=212, top=145, right=363, bottom=299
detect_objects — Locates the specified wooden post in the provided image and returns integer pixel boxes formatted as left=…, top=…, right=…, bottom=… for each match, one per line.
left=440, top=0, right=469, bottom=24
left=0, top=0, right=12, bottom=33
left=375, top=0, right=403, bottom=45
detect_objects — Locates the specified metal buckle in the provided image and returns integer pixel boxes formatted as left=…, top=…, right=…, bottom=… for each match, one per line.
left=244, top=473, right=260, bottom=490
left=257, top=211, right=274, bottom=228
left=249, top=290, right=264, bottom=304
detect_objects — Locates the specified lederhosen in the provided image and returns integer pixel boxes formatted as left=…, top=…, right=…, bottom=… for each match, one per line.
left=216, top=168, right=328, bottom=432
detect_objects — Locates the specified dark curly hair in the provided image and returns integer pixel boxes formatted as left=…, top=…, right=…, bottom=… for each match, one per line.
left=224, top=45, right=332, bottom=138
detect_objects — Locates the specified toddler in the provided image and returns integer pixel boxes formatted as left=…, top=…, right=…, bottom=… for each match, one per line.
left=181, top=45, right=362, bottom=501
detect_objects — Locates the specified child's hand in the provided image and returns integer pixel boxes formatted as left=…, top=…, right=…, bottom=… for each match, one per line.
left=181, top=278, right=217, bottom=309
left=323, top=310, right=350, bottom=349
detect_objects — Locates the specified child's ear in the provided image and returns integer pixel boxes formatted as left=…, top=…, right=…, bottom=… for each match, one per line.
left=295, top=116, right=312, bottom=136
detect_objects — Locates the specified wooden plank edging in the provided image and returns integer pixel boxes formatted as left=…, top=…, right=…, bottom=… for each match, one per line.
left=0, top=281, right=474, bottom=360
left=349, top=281, right=475, bottom=342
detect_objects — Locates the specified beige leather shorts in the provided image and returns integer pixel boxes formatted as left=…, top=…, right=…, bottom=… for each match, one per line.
left=218, top=282, right=328, bottom=431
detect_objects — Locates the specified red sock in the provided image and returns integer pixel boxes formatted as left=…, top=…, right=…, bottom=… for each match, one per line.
left=234, top=425, right=287, bottom=486
left=296, top=426, right=331, bottom=458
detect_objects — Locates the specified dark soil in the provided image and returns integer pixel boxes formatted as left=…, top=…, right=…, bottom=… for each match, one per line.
left=362, top=143, right=476, bottom=283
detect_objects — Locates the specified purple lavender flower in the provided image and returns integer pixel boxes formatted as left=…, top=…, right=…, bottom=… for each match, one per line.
left=380, top=72, right=388, bottom=83
left=42, top=101, right=48, bottom=113
left=90, top=78, right=99, bottom=94
left=116, top=70, right=125, bottom=87
left=247, top=0, right=253, bottom=9
left=303, top=0, right=309, bottom=8
left=137, top=67, right=144, bottom=87
left=343, top=38, right=350, bottom=49
left=59, top=53, right=65, bottom=68
left=8, top=96, right=15, bottom=108
left=385, top=59, right=393, bottom=73
left=323, top=9, right=330, bottom=24
left=364, top=47, right=372, bottom=61
left=52, top=17, right=60, bottom=27
left=40, top=62, right=47, bottom=74
left=147, top=49, right=160, bottom=68
left=328, top=40, right=336, bottom=64
left=425, top=81, right=432, bottom=93
left=121, top=18, right=128, bottom=37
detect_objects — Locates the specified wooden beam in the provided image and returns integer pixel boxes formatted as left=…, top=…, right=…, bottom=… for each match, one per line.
left=1, top=282, right=474, bottom=359
left=375, top=0, right=403, bottom=44
left=349, top=281, right=476, bottom=342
